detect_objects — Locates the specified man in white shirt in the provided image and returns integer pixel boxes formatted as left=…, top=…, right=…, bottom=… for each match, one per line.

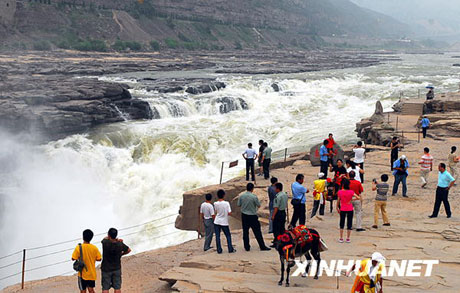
left=242, top=143, right=258, bottom=182
left=353, top=141, right=366, bottom=182
left=213, top=189, right=236, bottom=254
left=200, top=193, right=215, bottom=251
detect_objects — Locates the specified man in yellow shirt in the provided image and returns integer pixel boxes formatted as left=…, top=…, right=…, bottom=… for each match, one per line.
left=72, top=229, right=102, bottom=293
left=311, top=173, right=326, bottom=218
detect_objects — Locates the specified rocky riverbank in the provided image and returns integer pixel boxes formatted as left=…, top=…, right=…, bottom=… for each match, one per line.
left=356, top=91, right=460, bottom=146
left=0, top=49, right=397, bottom=141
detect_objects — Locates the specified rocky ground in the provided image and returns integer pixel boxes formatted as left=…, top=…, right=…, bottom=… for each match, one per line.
left=5, top=96, right=460, bottom=292
left=356, top=91, right=460, bottom=146
left=0, top=49, right=396, bottom=141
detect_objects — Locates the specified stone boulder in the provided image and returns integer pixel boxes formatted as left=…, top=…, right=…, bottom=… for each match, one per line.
left=370, top=101, right=385, bottom=123
left=215, top=97, right=248, bottom=114
left=186, top=82, right=226, bottom=95
left=309, top=143, right=344, bottom=167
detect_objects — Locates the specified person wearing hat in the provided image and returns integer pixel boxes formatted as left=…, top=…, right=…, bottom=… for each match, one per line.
left=392, top=155, right=409, bottom=197
left=420, top=116, right=431, bottom=139
left=311, top=172, right=326, bottom=218
left=349, top=252, right=386, bottom=293
left=426, top=87, right=434, bottom=100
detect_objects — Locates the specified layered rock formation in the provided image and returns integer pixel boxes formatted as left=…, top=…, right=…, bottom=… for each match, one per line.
left=355, top=101, right=395, bottom=146
left=0, top=76, right=153, bottom=140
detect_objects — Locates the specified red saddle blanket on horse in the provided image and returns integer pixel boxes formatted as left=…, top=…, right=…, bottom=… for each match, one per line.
left=290, top=225, right=317, bottom=247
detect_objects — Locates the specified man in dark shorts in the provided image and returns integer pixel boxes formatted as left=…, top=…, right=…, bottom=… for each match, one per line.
left=101, top=228, right=131, bottom=293
left=72, top=229, right=101, bottom=293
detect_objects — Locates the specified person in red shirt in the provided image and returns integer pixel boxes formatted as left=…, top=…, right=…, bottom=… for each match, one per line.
left=349, top=171, right=365, bottom=232
left=326, top=133, right=335, bottom=167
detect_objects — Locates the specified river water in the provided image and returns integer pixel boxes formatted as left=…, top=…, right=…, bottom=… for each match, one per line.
left=0, top=53, right=459, bottom=287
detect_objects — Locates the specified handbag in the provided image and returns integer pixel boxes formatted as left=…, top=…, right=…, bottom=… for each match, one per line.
left=291, top=193, right=305, bottom=206
left=73, top=243, right=87, bottom=272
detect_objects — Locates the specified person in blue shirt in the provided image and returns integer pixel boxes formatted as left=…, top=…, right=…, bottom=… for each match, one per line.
left=429, top=163, right=455, bottom=218
left=290, top=174, right=309, bottom=227
left=320, top=140, right=329, bottom=177
left=420, top=116, right=431, bottom=139
left=392, top=155, right=409, bottom=197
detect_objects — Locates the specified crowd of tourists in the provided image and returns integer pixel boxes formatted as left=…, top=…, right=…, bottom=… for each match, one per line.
left=72, top=129, right=458, bottom=293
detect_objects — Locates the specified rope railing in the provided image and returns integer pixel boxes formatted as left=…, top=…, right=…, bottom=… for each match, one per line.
left=0, top=213, right=186, bottom=289
left=219, top=146, right=297, bottom=184
left=0, top=229, right=184, bottom=284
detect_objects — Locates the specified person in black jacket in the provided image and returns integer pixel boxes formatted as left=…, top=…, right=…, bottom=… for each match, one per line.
left=101, top=228, right=131, bottom=293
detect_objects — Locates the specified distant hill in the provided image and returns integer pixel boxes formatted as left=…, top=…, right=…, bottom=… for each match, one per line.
left=0, top=0, right=410, bottom=51
left=351, top=0, right=460, bottom=43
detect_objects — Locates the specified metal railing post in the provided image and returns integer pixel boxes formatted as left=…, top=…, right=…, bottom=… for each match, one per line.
left=396, top=116, right=399, bottom=132
left=219, top=162, right=224, bottom=184
left=284, top=148, right=288, bottom=162
left=21, top=249, right=26, bottom=289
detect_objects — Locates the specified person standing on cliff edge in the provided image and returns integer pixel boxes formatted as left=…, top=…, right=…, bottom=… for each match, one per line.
left=238, top=183, right=271, bottom=251
left=420, top=116, right=431, bottom=139
left=261, top=142, right=272, bottom=179
left=213, top=189, right=236, bottom=254
left=200, top=193, right=215, bottom=251
left=242, top=143, right=258, bottom=182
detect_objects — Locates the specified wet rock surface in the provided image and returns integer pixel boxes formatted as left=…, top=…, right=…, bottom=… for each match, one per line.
left=0, top=50, right=397, bottom=140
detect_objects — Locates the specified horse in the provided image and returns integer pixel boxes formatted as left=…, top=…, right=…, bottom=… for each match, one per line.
left=275, top=226, right=322, bottom=287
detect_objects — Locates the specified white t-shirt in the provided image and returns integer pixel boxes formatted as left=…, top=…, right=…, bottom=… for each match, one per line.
left=243, top=148, right=257, bottom=159
left=214, top=201, right=231, bottom=226
left=353, top=148, right=365, bottom=163
left=200, top=202, right=214, bottom=219
left=347, top=166, right=362, bottom=182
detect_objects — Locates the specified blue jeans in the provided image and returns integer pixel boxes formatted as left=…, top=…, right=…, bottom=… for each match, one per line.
left=392, top=174, right=407, bottom=196
left=214, top=224, right=234, bottom=253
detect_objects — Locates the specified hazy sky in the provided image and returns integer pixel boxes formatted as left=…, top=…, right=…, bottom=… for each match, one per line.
left=351, top=0, right=460, bottom=40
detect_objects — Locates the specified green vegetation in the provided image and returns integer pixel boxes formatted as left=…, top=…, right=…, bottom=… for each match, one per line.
left=234, top=41, right=243, bottom=50
left=74, top=39, right=107, bottom=52
left=150, top=40, right=160, bottom=51
left=112, top=40, right=142, bottom=51
left=32, top=41, right=52, bottom=51
left=54, top=33, right=107, bottom=52
left=164, top=38, right=179, bottom=49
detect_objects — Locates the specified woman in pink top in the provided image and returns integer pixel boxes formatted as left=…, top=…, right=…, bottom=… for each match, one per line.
left=336, top=179, right=360, bottom=243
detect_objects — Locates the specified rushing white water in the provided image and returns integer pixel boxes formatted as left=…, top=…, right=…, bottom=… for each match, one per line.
left=0, top=53, right=459, bottom=288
